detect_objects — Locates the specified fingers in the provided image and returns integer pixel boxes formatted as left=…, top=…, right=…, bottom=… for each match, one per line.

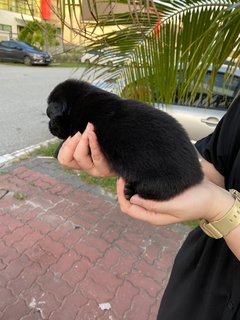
left=87, top=124, right=104, bottom=163
left=130, top=195, right=163, bottom=213
left=117, top=178, right=170, bottom=225
left=58, top=132, right=82, bottom=169
left=72, top=125, right=95, bottom=171
left=57, top=123, right=115, bottom=177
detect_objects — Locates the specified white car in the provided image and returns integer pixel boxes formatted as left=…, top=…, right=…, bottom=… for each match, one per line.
left=80, top=51, right=113, bottom=67
left=155, top=64, right=240, bottom=141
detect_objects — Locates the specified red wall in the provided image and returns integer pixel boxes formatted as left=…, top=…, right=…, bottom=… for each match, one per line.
left=41, top=0, right=51, bottom=20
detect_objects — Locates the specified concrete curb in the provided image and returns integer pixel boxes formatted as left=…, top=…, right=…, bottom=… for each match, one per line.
left=0, top=138, right=58, bottom=168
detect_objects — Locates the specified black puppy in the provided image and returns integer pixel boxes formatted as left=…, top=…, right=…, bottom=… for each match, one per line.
left=47, top=79, right=203, bottom=200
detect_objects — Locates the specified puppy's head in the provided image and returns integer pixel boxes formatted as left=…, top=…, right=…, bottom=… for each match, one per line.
left=47, top=79, right=80, bottom=139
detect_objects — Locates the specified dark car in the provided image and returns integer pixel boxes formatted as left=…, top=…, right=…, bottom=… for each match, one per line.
left=0, top=40, right=52, bottom=66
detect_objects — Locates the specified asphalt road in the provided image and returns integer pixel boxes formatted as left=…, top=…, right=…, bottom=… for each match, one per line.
left=0, top=64, right=85, bottom=156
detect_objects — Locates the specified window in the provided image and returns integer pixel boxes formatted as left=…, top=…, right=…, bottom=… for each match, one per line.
left=0, top=24, right=12, bottom=33
left=0, top=0, right=40, bottom=16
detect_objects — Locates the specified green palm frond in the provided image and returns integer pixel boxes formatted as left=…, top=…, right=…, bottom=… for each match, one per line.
left=56, top=0, right=240, bottom=105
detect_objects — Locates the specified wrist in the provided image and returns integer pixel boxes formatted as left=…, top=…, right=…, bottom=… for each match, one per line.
left=203, top=182, right=235, bottom=222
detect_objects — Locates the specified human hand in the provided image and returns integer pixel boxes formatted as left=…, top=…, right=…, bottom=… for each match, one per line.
left=116, top=178, right=234, bottom=225
left=57, top=123, right=116, bottom=177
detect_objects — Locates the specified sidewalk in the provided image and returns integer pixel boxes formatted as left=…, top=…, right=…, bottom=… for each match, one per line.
left=0, top=156, right=191, bottom=320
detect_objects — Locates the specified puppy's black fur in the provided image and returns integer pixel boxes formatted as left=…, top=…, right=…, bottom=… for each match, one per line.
left=47, top=79, right=203, bottom=200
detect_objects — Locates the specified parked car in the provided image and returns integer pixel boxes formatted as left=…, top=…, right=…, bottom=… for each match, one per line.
left=0, top=40, right=52, bottom=66
left=80, top=48, right=126, bottom=67
left=156, top=64, right=240, bottom=141
left=117, top=63, right=240, bottom=141
left=80, top=51, right=113, bottom=67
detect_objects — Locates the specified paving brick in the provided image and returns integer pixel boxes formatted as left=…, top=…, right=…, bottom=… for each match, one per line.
left=0, top=158, right=188, bottom=320
left=25, top=243, right=57, bottom=271
left=8, top=263, right=44, bottom=295
left=1, top=254, right=32, bottom=282
left=125, top=290, right=155, bottom=320
left=111, top=253, right=137, bottom=277
left=0, top=287, right=17, bottom=312
left=61, top=228, right=85, bottom=248
left=13, top=207, right=43, bottom=223
left=0, top=274, right=8, bottom=287
left=135, top=259, right=167, bottom=284
left=0, top=259, right=6, bottom=271
left=13, top=166, right=30, bottom=177
left=0, top=240, right=20, bottom=264
left=23, top=284, right=60, bottom=319
left=3, top=224, right=33, bottom=246
left=1, top=298, right=30, bottom=320
left=38, top=237, right=66, bottom=258
left=79, top=266, right=122, bottom=302
left=69, top=211, right=100, bottom=231
left=73, top=240, right=104, bottom=263
left=49, top=290, right=88, bottom=320
left=47, top=201, right=77, bottom=218
left=0, top=213, right=23, bottom=231
left=28, top=219, right=53, bottom=235
left=128, top=270, right=163, bottom=298
left=0, top=224, right=10, bottom=238
left=20, top=311, right=44, bottom=320
left=48, top=182, right=67, bottom=194
left=13, top=231, right=44, bottom=253
left=50, top=250, right=80, bottom=275
left=62, top=257, right=91, bottom=288
left=37, top=270, right=73, bottom=302
left=111, top=280, right=139, bottom=319
left=115, top=237, right=144, bottom=257
left=142, top=242, right=162, bottom=265
left=101, top=223, right=124, bottom=243
left=75, top=299, right=105, bottom=320
left=91, top=218, right=125, bottom=240
left=98, top=247, right=123, bottom=271
left=27, top=195, right=55, bottom=210
left=48, top=222, right=73, bottom=241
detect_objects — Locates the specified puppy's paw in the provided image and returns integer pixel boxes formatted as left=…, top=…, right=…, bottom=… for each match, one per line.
left=124, top=182, right=136, bottom=200
left=53, top=140, right=65, bottom=159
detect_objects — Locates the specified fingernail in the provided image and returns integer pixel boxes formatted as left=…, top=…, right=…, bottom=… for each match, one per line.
left=87, top=122, right=94, bottom=131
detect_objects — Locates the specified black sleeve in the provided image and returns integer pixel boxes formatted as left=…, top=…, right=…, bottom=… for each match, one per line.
left=195, top=95, right=240, bottom=179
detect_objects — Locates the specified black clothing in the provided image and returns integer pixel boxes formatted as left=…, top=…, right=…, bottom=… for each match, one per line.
left=157, top=96, right=240, bottom=320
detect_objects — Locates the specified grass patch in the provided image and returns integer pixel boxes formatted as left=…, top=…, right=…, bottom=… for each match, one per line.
left=78, top=172, right=117, bottom=194
left=13, top=192, right=27, bottom=200
left=33, top=142, right=60, bottom=157
left=183, top=220, right=199, bottom=229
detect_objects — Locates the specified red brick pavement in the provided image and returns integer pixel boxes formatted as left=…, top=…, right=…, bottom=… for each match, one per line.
left=0, top=165, right=190, bottom=320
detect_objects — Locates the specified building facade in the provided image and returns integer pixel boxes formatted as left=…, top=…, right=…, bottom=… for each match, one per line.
left=0, top=0, right=60, bottom=41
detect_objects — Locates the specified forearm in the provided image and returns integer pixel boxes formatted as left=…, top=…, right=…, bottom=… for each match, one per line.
left=200, top=158, right=225, bottom=187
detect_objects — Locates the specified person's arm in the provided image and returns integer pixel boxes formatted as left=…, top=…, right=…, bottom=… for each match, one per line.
left=116, top=177, right=240, bottom=260
left=57, top=124, right=240, bottom=260
left=200, top=158, right=225, bottom=188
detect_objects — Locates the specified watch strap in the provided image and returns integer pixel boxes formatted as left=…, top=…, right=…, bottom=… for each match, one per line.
left=200, top=189, right=240, bottom=239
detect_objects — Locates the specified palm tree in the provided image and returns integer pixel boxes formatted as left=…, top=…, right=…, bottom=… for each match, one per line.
left=54, top=0, right=240, bottom=105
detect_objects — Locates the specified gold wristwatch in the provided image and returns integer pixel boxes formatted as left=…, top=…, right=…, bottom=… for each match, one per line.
left=200, top=189, right=240, bottom=239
